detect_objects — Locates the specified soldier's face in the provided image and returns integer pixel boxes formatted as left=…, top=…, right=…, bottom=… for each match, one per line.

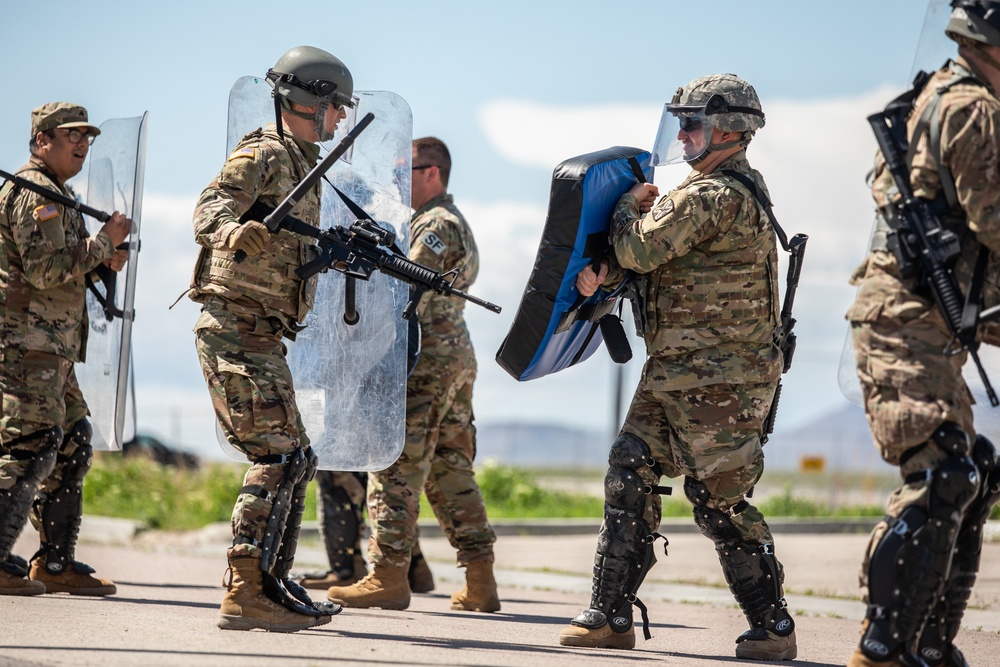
left=36, top=128, right=90, bottom=182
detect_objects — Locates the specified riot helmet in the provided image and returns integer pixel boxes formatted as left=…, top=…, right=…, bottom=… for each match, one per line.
left=947, top=0, right=1000, bottom=47
left=266, top=46, right=355, bottom=142
left=651, top=74, right=765, bottom=167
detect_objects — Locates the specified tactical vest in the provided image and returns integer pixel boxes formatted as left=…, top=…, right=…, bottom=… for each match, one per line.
left=642, top=171, right=779, bottom=355
left=191, top=130, right=321, bottom=324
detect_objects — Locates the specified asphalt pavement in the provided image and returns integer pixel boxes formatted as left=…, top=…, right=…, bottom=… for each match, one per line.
left=3, top=517, right=1000, bottom=666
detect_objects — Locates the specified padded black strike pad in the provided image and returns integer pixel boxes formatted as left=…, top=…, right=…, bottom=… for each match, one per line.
left=496, top=146, right=652, bottom=381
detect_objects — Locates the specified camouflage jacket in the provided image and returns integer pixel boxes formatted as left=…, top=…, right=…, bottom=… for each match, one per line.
left=189, top=123, right=322, bottom=329
left=848, top=58, right=1000, bottom=346
left=0, top=157, right=115, bottom=362
left=605, top=152, right=782, bottom=391
left=409, top=193, right=479, bottom=369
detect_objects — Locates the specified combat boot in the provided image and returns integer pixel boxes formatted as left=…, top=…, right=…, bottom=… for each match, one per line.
left=558, top=620, right=636, bottom=649
left=450, top=560, right=500, bottom=612
left=408, top=551, right=435, bottom=594
left=0, top=560, right=45, bottom=596
left=735, top=628, right=797, bottom=661
left=219, top=555, right=321, bottom=632
left=327, top=561, right=410, bottom=610
left=29, top=555, right=116, bottom=596
left=846, top=646, right=924, bottom=666
left=298, top=554, right=367, bottom=590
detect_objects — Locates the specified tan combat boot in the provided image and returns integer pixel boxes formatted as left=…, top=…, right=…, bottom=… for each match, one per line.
left=29, top=558, right=116, bottom=596
left=327, top=561, right=410, bottom=610
left=558, top=621, right=636, bottom=649
left=218, top=555, right=321, bottom=632
left=408, top=550, right=435, bottom=594
left=735, top=629, right=797, bottom=661
left=1, top=561, right=45, bottom=596
left=450, top=560, right=500, bottom=612
left=298, top=554, right=367, bottom=590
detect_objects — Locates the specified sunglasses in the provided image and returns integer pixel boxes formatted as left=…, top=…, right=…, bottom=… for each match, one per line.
left=679, top=117, right=703, bottom=133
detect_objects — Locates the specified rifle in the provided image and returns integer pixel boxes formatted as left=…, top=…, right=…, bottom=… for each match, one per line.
left=0, top=167, right=131, bottom=321
left=868, top=111, right=999, bottom=406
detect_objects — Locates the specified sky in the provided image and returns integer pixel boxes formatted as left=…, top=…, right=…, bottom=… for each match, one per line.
left=0, top=1, right=958, bottom=461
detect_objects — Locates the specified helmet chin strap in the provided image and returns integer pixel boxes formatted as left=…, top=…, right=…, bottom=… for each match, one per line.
left=314, top=101, right=334, bottom=142
left=274, top=95, right=331, bottom=142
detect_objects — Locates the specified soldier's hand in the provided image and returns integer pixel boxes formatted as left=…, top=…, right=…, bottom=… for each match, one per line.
left=576, top=259, right=608, bottom=297
left=628, top=183, right=660, bottom=213
left=99, top=211, right=131, bottom=247
left=227, top=220, right=270, bottom=257
left=104, top=249, right=128, bottom=272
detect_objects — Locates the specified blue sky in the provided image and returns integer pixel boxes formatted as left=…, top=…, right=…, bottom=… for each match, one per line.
left=1, top=1, right=957, bottom=459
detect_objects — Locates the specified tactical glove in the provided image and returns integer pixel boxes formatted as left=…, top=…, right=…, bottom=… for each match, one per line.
left=227, top=221, right=270, bottom=257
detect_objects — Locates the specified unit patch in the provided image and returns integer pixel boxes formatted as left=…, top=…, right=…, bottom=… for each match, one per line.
left=652, top=196, right=675, bottom=221
left=421, top=232, right=446, bottom=255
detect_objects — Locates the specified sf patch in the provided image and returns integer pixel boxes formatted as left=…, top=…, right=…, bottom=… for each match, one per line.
left=652, top=196, right=675, bottom=222
left=421, top=232, right=446, bottom=255
left=33, top=204, right=59, bottom=221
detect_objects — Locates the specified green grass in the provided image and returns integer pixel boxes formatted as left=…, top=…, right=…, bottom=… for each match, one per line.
left=87, top=454, right=997, bottom=531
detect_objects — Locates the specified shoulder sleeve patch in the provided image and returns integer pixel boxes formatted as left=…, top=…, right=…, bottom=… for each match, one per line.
left=33, top=204, right=59, bottom=221
left=651, top=196, right=675, bottom=221
left=421, top=232, right=447, bottom=255
left=227, top=146, right=257, bottom=162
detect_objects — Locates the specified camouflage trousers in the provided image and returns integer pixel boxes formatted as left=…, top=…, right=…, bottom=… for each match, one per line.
left=849, top=314, right=974, bottom=596
left=367, top=360, right=496, bottom=568
left=621, top=380, right=777, bottom=544
left=0, top=347, right=90, bottom=544
left=194, top=301, right=309, bottom=558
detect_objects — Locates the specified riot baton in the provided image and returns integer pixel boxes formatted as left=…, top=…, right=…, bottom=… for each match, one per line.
left=233, top=112, right=375, bottom=262
left=0, top=168, right=111, bottom=222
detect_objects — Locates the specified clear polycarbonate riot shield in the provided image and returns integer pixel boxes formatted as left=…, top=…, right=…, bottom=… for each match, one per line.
left=217, top=78, right=411, bottom=471
left=70, top=113, right=148, bottom=450
left=912, top=0, right=957, bottom=79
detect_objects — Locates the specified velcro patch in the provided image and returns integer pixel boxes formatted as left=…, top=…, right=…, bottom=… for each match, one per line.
left=652, top=196, right=675, bottom=221
left=421, top=232, right=446, bottom=255
left=33, top=204, right=59, bottom=221
left=228, top=146, right=257, bottom=162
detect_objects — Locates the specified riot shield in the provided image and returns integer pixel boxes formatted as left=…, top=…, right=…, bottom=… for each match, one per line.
left=70, top=113, right=148, bottom=450
left=217, top=78, right=411, bottom=471
left=911, top=0, right=956, bottom=79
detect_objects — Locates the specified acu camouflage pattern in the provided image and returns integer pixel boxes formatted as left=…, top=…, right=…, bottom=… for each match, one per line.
left=190, top=123, right=322, bottom=559
left=367, top=194, right=496, bottom=568
left=189, top=122, right=322, bottom=330
left=604, top=151, right=782, bottom=542
left=847, top=57, right=1000, bottom=462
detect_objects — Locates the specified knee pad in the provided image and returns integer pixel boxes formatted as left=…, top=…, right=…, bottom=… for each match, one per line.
left=930, top=422, right=971, bottom=457
left=863, top=452, right=979, bottom=662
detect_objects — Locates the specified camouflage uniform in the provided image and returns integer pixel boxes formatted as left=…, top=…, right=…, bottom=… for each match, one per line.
left=608, top=151, right=782, bottom=541
left=367, top=193, right=496, bottom=568
left=190, top=122, right=321, bottom=559
left=846, top=56, right=1000, bottom=663
left=0, top=148, right=116, bottom=557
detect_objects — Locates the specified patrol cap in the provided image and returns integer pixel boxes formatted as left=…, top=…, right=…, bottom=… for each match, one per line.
left=31, top=102, right=101, bottom=138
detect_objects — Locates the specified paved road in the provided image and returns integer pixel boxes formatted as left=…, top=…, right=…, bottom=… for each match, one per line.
left=3, top=518, right=1000, bottom=666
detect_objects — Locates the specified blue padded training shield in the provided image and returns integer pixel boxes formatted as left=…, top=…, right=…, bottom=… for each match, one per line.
left=496, top=146, right=652, bottom=381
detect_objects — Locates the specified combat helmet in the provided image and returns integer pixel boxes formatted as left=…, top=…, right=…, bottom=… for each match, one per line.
left=651, top=73, right=764, bottom=167
left=266, top=46, right=354, bottom=141
left=947, top=0, right=1000, bottom=47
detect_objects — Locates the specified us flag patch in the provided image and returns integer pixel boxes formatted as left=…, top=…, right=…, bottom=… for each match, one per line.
left=227, top=146, right=257, bottom=161
left=33, top=204, right=59, bottom=221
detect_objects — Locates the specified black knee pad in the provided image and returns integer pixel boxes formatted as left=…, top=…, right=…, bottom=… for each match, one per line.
left=931, top=422, right=971, bottom=457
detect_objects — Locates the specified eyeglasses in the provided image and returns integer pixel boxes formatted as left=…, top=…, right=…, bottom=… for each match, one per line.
left=412, top=165, right=438, bottom=171
left=678, top=117, right=703, bottom=133
left=57, top=128, right=96, bottom=145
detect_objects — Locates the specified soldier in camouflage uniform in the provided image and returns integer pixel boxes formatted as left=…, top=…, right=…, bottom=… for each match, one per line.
left=190, top=46, right=353, bottom=633
left=297, top=470, right=436, bottom=593
left=0, top=103, right=131, bottom=597
left=327, top=137, right=498, bottom=613
left=846, top=3, right=1000, bottom=665
left=558, top=75, right=796, bottom=661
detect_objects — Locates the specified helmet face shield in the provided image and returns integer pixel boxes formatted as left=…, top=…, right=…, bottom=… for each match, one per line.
left=650, top=103, right=718, bottom=166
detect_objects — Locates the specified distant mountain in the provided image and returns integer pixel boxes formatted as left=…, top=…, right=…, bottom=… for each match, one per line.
left=477, top=403, right=895, bottom=473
